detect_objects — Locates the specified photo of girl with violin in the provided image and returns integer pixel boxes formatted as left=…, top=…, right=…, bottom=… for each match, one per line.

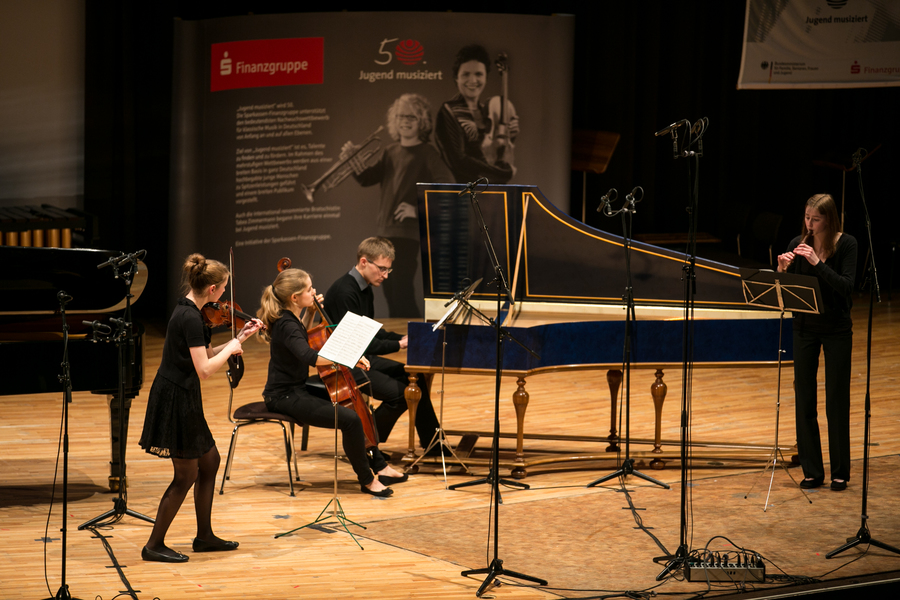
left=777, top=194, right=858, bottom=492
left=256, top=266, right=408, bottom=497
left=341, top=93, right=453, bottom=318
left=138, top=253, right=263, bottom=563
left=435, top=44, right=518, bottom=185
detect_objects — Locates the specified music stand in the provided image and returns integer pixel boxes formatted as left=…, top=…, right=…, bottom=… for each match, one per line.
left=739, top=268, right=821, bottom=510
left=407, top=278, right=483, bottom=479
left=275, top=312, right=382, bottom=550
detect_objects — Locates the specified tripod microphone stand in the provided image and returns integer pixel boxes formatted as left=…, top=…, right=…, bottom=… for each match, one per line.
left=827, top=148, right=900, bottom=559
left=588, top=186, right=668, bottom=489
left=43, top=290, right=82, bottom=600
left=80, top=251, right=154, bottom=530
left=455, top=179, right=546, bottom=597
left=654, top=118, right=707, bottom=580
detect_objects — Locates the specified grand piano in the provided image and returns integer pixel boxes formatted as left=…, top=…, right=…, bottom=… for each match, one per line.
left=0, top=246, right=146, bottom=491
left=401, top=184, right=792, bottom=477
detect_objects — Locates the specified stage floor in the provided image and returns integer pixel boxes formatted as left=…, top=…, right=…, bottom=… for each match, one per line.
left=2, top=301, right=899, bottom=599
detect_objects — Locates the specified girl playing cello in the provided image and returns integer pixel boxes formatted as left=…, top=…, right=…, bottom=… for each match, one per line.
left=257, top=266, right=407, bottom=496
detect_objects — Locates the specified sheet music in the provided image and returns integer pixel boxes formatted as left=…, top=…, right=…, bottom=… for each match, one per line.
left=317, top=311, right=383, bottom=368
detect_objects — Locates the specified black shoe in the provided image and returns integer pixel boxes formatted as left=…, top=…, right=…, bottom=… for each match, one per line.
left=378, top=473, right=409, bottom=485
left=799, top=477, right=824, bottom=489
left=142, top=545, right=189, bottom=563
left=192, top=537, right=239, bottom=552
left=360, top=483, right=393, bottom=497
left=830, top=479, right=848, bottom=491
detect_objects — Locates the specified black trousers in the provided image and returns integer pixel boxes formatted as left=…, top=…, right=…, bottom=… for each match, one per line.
left=264, top=387, right=388, bottom=487
left=367, top=355, right=440, bottom=448
left=793, top=327, right=853, bottom=482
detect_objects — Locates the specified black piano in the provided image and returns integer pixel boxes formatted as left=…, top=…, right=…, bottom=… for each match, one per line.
left=402, top=184, right=791, bottom=477
left=0, top=246, right=147, bottom=491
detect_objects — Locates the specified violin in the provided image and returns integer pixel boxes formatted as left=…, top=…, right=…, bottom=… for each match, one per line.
left=482, top=53, right=517, bottom=171
left=201, top=300, right=263, bottom=331
left=200, top=249, right=264, bottom=389
left=277, top=257, right=380, bottom=449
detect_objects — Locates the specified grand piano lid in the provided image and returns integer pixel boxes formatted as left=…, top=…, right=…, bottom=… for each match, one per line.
left=0, top=246, right=147, bottom=315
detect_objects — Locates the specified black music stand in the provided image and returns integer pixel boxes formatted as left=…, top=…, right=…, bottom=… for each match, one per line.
left=739, top=268, right=822, bottom=510
left=457, top=180, right=547, bottom=597
left=275, top=312, right=381, bottom=550
left=408, top=278, right=482, bottom=479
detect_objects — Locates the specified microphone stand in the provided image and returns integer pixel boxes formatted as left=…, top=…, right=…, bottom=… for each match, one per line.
left=80, top=252, right=154, bottom=530
left=654, top=119, right=706, bottom=580
left=588, top=187, right=668, bottom=489
left=827, top=149, right=900, bottom=559
left=44, top=290, right=82, bottom=600
left=455, top=180, right=547, bottom=597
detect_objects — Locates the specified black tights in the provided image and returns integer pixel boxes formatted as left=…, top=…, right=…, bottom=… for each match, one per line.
left=146, top=446, right=222, bottom=550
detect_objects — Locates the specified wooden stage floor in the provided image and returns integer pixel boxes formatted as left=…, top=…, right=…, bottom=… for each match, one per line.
left=2, top=301, right=899, bottom=599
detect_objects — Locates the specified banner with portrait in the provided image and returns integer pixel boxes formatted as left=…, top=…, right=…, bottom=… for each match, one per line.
left=170, top=12, right=574, bottom=318
left=737, top=0, right=900, bottom=89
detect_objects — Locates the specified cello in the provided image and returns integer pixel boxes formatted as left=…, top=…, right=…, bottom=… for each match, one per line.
left=276, top=257, right=380, bottom=449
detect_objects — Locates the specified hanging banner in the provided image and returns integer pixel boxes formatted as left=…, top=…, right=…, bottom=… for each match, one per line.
left=737, top=0, right=900, bottom=89
left=170, top=12, right=574, bottom=318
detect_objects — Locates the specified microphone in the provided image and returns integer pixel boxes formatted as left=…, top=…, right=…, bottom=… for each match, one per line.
left=116, top=249, right=147, bottom=266
left=457, top=177, right=488, bottom=196
left=625, top=186, right=643, bottom=204
left=57, top=291, right=73, bottom=304
left=83, top=320, right=112, bottom=335
left=852, top=147, right=865, bottom=167
left=654, top=120, right=688, bottom=137
left=597, top=188, right=617, bottom=214
left=445, top=278, right=472, bottom=306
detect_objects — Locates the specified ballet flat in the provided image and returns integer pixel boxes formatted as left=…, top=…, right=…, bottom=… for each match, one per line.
left=142, top=546, right=189, bottom=563
left=799, top=477, right=824, bottom=489
left=378, top=473, right=409, bottom=485
left=830, top=480, right=848, bottom=491
left=192, top=537, right=239, bottom=552
left=360, top=483, right=393, bottom=497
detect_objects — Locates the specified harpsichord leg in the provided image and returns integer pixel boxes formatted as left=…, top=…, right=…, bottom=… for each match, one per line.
left=650, top=369, right=668, bottom=469
left=606, top=369, right=622, bottom=452
left=511, top=377, right=529, bottom=479
left=403, top=373, right=422, bottom=464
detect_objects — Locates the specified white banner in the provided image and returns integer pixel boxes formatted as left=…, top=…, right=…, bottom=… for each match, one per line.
left=738, top=0, right=900, bottom=89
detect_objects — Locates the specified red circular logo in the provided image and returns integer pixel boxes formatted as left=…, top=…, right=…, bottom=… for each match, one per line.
left=395, top=39, right=424, bottom=66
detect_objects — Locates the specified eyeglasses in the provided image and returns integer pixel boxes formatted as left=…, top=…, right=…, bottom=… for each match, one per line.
left=371, top=262, right=393, bottom=275
left=396, top=114, right=419, bottom=123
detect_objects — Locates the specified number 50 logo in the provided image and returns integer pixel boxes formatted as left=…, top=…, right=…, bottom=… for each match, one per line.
left=375, top=38, right=426, bottom=66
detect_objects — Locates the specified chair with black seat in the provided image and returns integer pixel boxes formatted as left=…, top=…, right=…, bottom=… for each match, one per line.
left=737, top=211, right=784, bottom=267
left=218, top=378, right=309, bottom=497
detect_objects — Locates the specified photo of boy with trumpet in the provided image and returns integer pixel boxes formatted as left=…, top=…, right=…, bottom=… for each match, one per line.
left=338, top=93, right=453, bottom=318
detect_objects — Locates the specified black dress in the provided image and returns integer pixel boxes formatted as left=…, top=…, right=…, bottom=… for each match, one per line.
left=139, top=298, right=215, bottom=459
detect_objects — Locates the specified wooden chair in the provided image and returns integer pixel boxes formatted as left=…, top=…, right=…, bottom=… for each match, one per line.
left=218, top=385, right=309, bottom=497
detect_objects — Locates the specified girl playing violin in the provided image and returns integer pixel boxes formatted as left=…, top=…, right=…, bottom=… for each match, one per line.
left=257, top=266, right=407, bottom=497
left=139, top=253, right=263, bottom=563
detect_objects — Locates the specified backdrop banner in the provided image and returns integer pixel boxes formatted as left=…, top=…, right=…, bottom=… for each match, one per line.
left=170, top=12, right=574, bottom=318
left=737, top=0, right=900, bottom=89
